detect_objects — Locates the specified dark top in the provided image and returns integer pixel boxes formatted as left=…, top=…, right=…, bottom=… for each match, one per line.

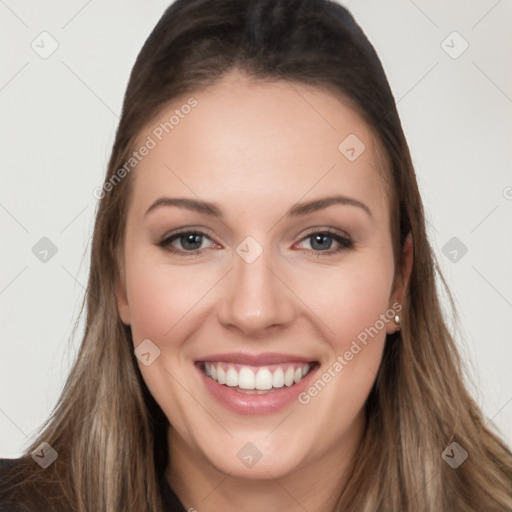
left=0, top=458, right=186, bottom=512
left=159, top=471, right=188, bottom=512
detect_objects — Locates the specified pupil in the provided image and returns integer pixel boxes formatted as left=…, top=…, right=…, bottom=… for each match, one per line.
left=182, top=233, right=202, bottom=250
left=311, top=234, right=332, bottom=251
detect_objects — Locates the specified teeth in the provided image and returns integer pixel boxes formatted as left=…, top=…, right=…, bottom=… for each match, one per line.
left=285, top=367, right=295, bottom=386
left=238, top=367, right=255, bottom=389
left=226, top=368, right=238, bottom=387
left=272, top=368, right=285, bottom=388
left=202, top=362, right=312, bottom=391
left=217, top=366, right=226, bottom=385
left=255, top=368, right=273, bottom=390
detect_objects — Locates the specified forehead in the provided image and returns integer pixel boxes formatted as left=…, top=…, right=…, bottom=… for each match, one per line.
left=129, top=71, right=389, bottom=222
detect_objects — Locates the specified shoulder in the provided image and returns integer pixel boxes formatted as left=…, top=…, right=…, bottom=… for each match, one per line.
left=0, top=457, right=20, bottom=473
left=0, top=456, right=29, bottom=483
left=0, top=458, right=33, bottom=512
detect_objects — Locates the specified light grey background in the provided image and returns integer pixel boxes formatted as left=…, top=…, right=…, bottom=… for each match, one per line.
left=1, top=0, right=511, bottom=457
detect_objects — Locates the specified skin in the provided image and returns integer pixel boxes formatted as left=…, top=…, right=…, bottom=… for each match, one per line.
left=116, top=69, right=413, bottom=512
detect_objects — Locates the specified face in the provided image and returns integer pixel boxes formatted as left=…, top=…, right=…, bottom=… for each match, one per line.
left=116, top=70, right=412, bottom=482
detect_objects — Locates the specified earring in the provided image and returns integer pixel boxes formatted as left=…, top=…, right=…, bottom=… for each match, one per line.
left=394, top=314, right=401, bottom=330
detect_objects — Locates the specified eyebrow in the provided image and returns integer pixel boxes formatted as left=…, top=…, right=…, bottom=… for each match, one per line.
left=145, top=195, right=373, bottom=219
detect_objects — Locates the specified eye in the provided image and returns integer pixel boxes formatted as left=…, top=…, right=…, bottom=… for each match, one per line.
left=157, top=227, right=354, bottom=257
left=294, top=229, right=354, bottom=257
left=158, top=229, right=217, bottom=255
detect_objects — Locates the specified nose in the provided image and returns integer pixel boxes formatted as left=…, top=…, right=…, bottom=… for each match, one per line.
left=216, top=244, right=296, bottom=338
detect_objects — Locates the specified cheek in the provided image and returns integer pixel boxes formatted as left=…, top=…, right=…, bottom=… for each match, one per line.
left=338, top=270, right=391, bottom=346
left=292, top=258, right=394, bottom=437
left=122, top=251, right=205, bottom=424
left=123, top=249, right=210, bottom=344
left=294, top=255, right=395, bottom=353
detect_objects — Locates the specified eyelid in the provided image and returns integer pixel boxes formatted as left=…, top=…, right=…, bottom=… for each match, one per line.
left=160, top=226, right=216, bottom=241
left=298, top=225, right=351, bottom=240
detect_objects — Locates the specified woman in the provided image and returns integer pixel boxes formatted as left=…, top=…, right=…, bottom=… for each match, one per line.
left=1, top=0, right=511, bottom=511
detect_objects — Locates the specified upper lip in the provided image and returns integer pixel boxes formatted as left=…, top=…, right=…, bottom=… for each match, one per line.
left=196, top=352, right=316, bottom=366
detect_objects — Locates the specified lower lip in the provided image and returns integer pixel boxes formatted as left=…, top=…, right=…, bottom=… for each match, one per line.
left=196, top=363, right=319, bottom=415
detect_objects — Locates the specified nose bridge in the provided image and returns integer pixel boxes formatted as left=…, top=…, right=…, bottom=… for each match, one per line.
left=217, top=236, right=295, bottom=335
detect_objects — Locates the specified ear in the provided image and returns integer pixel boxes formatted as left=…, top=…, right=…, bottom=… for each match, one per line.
left=115, top=259, right=131, bottom=326
left=386, top=233, right=413, bottom=334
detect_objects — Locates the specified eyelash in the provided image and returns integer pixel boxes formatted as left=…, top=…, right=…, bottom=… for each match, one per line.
left=157, top=228, right=354, bottom=257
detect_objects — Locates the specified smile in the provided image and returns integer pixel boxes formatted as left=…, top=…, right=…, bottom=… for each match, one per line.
left=201, top=361, right=313, bottom=394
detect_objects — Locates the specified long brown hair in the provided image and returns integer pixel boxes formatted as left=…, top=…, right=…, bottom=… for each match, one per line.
left=2, top=1, right=511, bottom=510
